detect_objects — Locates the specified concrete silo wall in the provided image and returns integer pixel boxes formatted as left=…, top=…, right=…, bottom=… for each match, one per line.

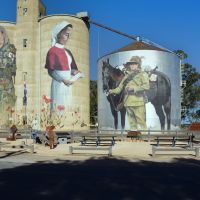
left=98, top=50, right=181, bottom=131
left=0, top=15, right=90, bottom=131
left=39, top=16, right=90, bottom=130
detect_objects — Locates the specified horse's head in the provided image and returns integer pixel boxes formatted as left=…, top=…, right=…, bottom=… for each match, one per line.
left=102, top=59, right=125, bottom=92
left=102, top=60, right=112, bottom=91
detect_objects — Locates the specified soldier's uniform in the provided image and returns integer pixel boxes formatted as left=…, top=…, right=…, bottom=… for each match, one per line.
left=0, top=42, right=16, bottom=121
left=111, top=56, right=149, bottom=130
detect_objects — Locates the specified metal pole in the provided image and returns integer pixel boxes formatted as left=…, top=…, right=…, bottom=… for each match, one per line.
left=23, top=72, right=27, bottom=144
left=89, top=20, right=138, bottom=40
left=25, top=105, right=27, bottom=145
left=148, top=129, right=150, bottom=142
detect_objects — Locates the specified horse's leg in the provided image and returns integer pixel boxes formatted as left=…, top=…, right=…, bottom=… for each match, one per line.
left=120, top=107, right=126, bottom=130
left=110, top=104, right=118, bottom=130
left=152, top=103, right=165, bottom=130
left=163, top=98, right=171, bottom=130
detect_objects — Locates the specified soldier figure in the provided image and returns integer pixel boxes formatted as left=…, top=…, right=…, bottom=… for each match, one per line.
left=0, top=26, right=16, bottom=123
left=109, top=56, right=149, bottom=130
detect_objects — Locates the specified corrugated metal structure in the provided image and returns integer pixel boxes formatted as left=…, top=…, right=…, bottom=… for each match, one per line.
left=98, top=41, right=181, bottom=131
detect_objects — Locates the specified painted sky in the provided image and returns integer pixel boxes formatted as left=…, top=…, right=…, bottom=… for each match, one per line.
left=0, top=0, right=200, bottom=80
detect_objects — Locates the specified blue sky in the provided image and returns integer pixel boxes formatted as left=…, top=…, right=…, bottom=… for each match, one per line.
left=0, top=0, right=200, bottom=80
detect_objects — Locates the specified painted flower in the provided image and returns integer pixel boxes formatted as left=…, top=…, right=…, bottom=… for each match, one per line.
left=42, top=95, right=52, bottom=104
left=41, top=108, right=45, bottom=112
left=57, top=105, right=65, bottom=111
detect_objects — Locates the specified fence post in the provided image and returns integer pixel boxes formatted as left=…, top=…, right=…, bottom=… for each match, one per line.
left=148, top=129, right=150, bottom=142
left=195, top=147, right=199, bottom=157
left=69, top=146, right=73, bottom=154
left=121, top=129, right=124, bottom=141
left=108, top=146, right=112, bottom=156
left=71, top=131, right=74, bottom=143
left=30, top=144, right=34, bottom=154
left=152, top=146, right=155, bottom=157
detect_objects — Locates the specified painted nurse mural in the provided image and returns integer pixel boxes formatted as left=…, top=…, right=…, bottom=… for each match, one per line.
left=45, top=21, right=84, bottom=113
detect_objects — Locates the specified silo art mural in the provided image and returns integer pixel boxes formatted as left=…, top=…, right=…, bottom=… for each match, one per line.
left=0, top=0, right=90, bottom=131
left=0, top=25, right=16, bottom=125
left=98, top=42, right=181, bottom=131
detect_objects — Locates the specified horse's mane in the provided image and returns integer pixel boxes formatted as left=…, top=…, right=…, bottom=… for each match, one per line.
left=102, top=61, right=124, bottom=78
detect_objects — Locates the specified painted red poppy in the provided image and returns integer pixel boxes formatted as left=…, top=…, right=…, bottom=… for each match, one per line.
left=42, top=95, right=52, bottom=104
left=57, top=105, right=65, bottom=111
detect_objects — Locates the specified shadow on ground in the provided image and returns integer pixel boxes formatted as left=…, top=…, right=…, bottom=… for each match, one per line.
left=0, top=157, right=200, bottom=200
left=0, top=150, right=27, bottom=159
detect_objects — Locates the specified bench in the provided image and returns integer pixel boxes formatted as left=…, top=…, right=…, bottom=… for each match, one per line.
left=0, top=142, right=34, bottom=154
left=57, top=134, right=72, bottom=144
left=57, top=137, right=71, bottom=144
left=80, top=135, right=116, bottom=146
left=17, top=129, right=32, bottom=138
left=154, top=135, right=194, bottom=147
left=152, top=146, right=200, bottom=157
left=0, top=128, right=31, bottom=139
left=69, top=146, right=112, bottom=156
left=34, top=132, right=72, bottom=146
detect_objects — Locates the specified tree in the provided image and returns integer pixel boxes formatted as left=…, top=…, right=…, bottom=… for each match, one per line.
left=90, top=80, right=97, bottom=125
left=181, top=63, right=200, bottom=122
left=175, top=50, right=200, bottom=123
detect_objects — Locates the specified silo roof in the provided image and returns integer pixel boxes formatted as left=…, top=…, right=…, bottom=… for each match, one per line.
left=98, top=41, right=173, bottom=61
left=115, top=41, right=168, bottom=53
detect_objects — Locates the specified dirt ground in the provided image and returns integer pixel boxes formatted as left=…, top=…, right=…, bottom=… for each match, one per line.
left=0, top=138, right=199, bottom=162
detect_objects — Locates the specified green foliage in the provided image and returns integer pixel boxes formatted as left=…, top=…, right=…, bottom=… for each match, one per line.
left=174, top=50, right=188, bottom=59
left=90, top=80, right=97, bottom=125
left=179, top=50, right=200, bottom=123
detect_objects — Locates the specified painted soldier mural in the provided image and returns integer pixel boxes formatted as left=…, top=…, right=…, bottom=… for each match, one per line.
left=109, top=56, right=149, bottom=129
left=0, top=26, right=16, bottom=124
left=99, top=43, right=181, bottom=131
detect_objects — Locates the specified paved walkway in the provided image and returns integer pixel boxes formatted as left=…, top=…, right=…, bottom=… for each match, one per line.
left=1, top=137, right=200, bottom=200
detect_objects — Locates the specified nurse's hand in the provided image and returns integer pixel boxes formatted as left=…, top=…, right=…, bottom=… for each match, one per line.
left=73, top=70, right=81, bottom=75
left=63, top=79, right=73, bottom=86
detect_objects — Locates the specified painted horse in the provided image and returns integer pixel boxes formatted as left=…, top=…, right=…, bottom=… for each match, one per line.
left=102, top=60, right=126, bottom=130
left=102, top=60, right=171, bottom=130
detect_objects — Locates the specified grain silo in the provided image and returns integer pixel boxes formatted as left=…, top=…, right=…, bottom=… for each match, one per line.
left=39, top=15, right=90, bottom=130
left=98, top=41, right=181, bottom=131
left=0, top=0, right=90, bottom=131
